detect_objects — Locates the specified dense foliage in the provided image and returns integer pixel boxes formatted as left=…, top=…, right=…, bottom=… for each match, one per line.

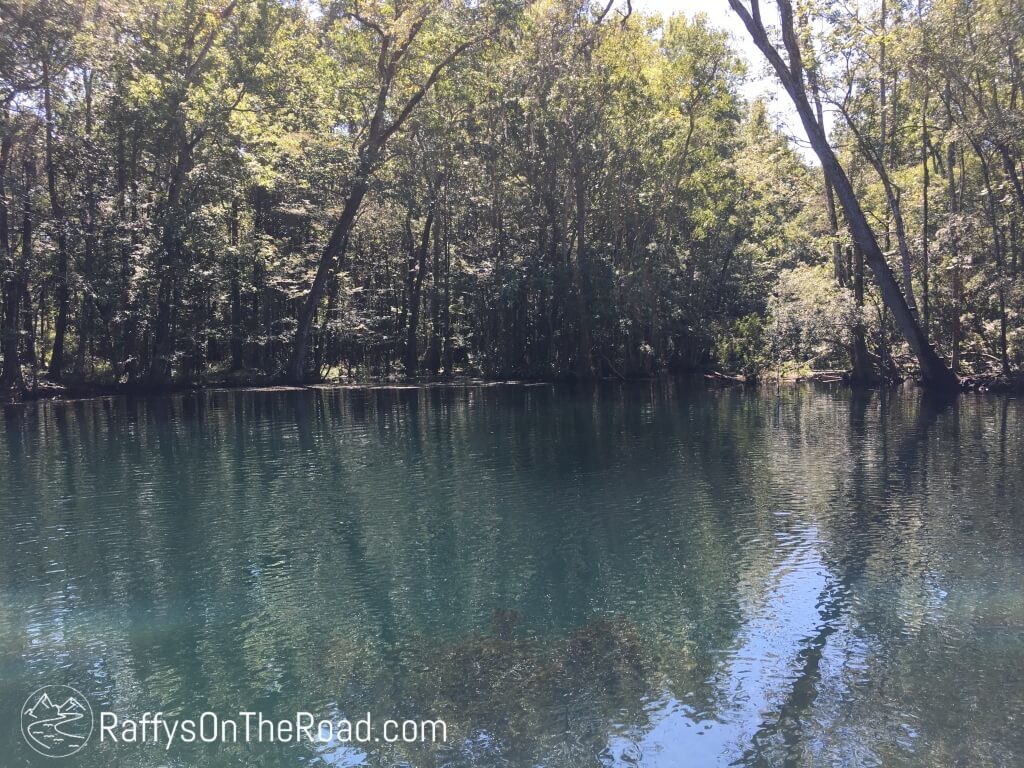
left=0, top=0, right=1021, bottom=389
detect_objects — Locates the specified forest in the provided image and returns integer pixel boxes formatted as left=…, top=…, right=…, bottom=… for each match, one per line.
left=0, top=0, right=1022, bottom=394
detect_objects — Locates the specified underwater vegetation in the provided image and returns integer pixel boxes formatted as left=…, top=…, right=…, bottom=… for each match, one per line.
left=366, top=610, right=674, bottom=767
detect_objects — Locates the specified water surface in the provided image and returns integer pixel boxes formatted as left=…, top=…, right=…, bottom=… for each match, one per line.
left=1, top=382, right=1023, bottom=766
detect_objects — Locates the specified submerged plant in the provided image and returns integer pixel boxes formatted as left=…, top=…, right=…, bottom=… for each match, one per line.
left=374, top=610, right=667, bottom=767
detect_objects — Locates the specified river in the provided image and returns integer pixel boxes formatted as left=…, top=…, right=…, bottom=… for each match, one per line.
left=1, top=382, right=1022, bottom=766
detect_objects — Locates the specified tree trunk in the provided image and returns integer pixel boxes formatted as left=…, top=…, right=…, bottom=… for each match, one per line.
left=1, top=156, right=31, bottom=391
left=921, top=92, right=930, bottom=337
left=22, top=287, right=36, bottom=367
left=286, top=167, right=370, bottom=383
left=836, top=108, right=920, bottom=321
left=229, top=196, right=244, bottom=371
left=404, top=210, right=433, bottom=378
left=811, top=65, right=869, bottom=380
left=442, top=200, right=453, bottom=375
left=971, top=140, right=1012, bottom=374
left=43, top=61, right=70, bottom=381
left=426, top=202, right=443, bottom=376
left=850, top=246, right=876, bottom=384
left=397, top=211, right=413, bottom=342
left=1, top=275, right=21, bottom=390
left=571, top=143, right=593, bottom=378
left=150, top=132, right=193, bottom=385
left=78, top=69, right=98, bottom=378
left=0, top=126, right=18, bottom=390
left=947, top=140, right=962, bottom=374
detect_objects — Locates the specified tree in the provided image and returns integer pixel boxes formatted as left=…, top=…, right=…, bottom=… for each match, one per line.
left=283, top=0, right=496, bottom=383
left=728, top=0, right=960, bottom=391
left=3, top=0, right=1016, bottom=395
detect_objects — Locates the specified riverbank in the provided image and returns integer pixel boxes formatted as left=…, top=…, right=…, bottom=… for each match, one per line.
left=0, top=374, right=564, bottom=404
left=3, top=368, right=1023, bottom=405
left=708, top=368, right=1024, bottom=394
left=958, top=372, right=1024, bottom=393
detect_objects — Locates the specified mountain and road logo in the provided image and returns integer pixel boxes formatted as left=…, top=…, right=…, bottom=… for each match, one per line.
left=21, top=685, right=94, bottom=757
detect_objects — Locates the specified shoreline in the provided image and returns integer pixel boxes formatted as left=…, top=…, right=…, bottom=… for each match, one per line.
left=3, top=369, right=1022, bottom=406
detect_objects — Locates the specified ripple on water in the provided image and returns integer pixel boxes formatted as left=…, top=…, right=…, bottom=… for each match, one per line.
left=1, top=383, right=1023, bottom=766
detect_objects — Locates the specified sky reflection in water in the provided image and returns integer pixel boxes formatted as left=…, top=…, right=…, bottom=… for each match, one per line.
left=1, top=382, right=1023, bottom=766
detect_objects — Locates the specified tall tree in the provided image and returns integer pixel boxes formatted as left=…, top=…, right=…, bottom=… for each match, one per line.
left=284, top=0, right=494, bottom=383
left=729, top=0, right=960, bottom=391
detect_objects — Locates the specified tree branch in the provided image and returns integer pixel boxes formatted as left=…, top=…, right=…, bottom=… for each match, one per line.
left=378, top=35, right=485, bottom=145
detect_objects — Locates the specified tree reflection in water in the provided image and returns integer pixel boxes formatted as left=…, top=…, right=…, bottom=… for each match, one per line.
left=1, top=382, right=1023, bottom=766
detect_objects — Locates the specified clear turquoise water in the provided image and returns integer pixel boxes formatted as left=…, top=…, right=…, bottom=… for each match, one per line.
left=1, top=382, right=1023, bottom=766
